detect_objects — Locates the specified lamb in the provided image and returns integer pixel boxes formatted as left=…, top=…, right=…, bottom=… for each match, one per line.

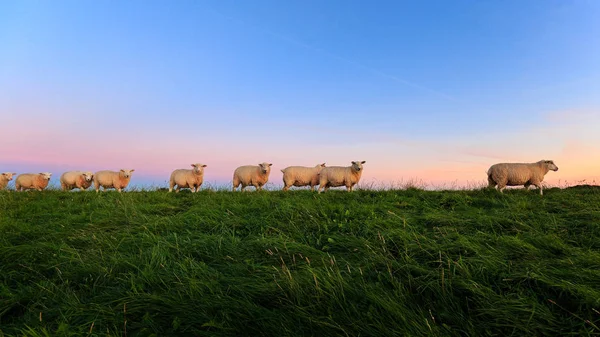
left=487, top=160, right=559, bottom=195
left=281, top=163, right=326, bottom=191
left=232, top=163, right=272, bottom=191
left=169, top=163, right=207, bottom=192
left=0, top=172, right=17, bottom=190
left=94, top=169, right=135, bottom=192
left=60, top=171, right=94, bottom=191
left=15, top=173, right=52, bottom=191
left=318, top=161, right=366, bottom=193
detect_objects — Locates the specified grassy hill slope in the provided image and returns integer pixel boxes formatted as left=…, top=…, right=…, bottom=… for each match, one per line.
left=0, top=187, right=599, bottom=336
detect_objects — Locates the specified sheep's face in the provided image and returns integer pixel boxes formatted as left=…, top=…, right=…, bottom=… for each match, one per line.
left=82, top=172, right=94, bottom=182
left=2, top=173, right=16, bottom=181
left=120, top=169, right=135, bottom=178
left=191, top=163, right=207, bottom=174
left=544, top=160, right=558, bottom=171
left=315, top=163, right=326, bottom=172
left=258, top=163, right=272, bottom=174
left=40, top=172, right=52, bottom=180
left=351, top=161, right=366, bottom=172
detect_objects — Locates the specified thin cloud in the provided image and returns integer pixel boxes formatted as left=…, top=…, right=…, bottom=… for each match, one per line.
left=205, top=7, right=463, bottom=103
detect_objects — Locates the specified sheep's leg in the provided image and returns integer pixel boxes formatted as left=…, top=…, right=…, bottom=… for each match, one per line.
left=318, top=183, right=328, bottom=193
left=533, top=182, right=543, bottom=195
left=346, top=184, right=353, bottom=192
left=487, top=176, right=496, bottom=189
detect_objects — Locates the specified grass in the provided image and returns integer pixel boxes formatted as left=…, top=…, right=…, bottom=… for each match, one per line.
left=0, top=186, right=599, bottom=336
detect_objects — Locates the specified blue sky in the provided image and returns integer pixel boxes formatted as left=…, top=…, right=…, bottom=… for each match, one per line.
left=1, top=0, right=599, bottom=188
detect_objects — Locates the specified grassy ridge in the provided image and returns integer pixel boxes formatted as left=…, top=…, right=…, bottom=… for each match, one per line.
left=0, top=187, right=599, bottom=336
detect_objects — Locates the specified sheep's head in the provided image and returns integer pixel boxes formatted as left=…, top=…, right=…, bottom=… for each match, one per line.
left=1, top=173, right=16, bottom=181
left=191, top=163, right=207, bottom=174
left=351, top=161, right=366, bottom=172
left=315, top=163, right=326, bottom=172
left=258, top=163, right=272, bottom=174
left=120, top=169, right=135, bottom=178
left=40, top=172, right=52, bottom=180
left=82, top=172, right=94, bottom=182
left=542, top=160, right=558, bottom=171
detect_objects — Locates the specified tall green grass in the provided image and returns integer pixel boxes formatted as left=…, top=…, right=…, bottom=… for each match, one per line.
left=0, top=186, right=599, bottom=336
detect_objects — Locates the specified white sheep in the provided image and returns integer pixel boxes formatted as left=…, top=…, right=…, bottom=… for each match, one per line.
left=0, top=172, right=17, bottom=190
left=318, top=161, right=365, bottom=193
left=15, top=173, right=52, bottom=191
left=232, top=163, right=272, bottom=191
left=169, top=163, right=207, bottom=192
left=281, top=163, right=326, bottom=191
left=60, top=171, right=94, bottom=191
left=94, top=169, right=135, bottom=193
left=487, top=160, right=559, bottom=195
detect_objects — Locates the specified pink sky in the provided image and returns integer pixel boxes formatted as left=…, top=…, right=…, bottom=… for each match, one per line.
left=2, top=109, right=599, bottom=189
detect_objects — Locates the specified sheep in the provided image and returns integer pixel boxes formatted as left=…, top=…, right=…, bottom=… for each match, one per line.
left=94, top=169, right=135, bottom=192
left=60, top=171, right=94, bottom=191
left=169, top=163, right=207, bottom=192
left=318, top=161, right=366, bottom=193
left=15, top=173, right=52, bottom=191
left=487, top=160, right=559, bottom=195
left=0, top=172, right=17, bottom=190
left=232, top=163, right=272, bottom=191
left=281, top=163, right=326, bottom=191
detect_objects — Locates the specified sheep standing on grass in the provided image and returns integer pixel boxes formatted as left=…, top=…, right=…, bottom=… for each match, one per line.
left=60, top=171, right=94, bottom=191
left=0, top=172, right=17, bottom=190
left=318, top=161, right=366, bottom=193
left=94, top=169, right=135, bottom=193
left=232, top=163, right=272, bottom=191
left=281, top=163, right=326, bottom=191
left=15, top=173, right=52, bottom=191
left=169, top=163, right=207, bottom=192
left=487, top=160, right=559, bottom=195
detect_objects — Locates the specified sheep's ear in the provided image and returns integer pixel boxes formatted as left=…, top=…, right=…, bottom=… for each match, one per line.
left=351, top=161, right=357, bottom=165
left=268, top=163, right=273, bottom=166
left=120, top=169, right=125, bottom=172
left=361, top=161, right=366, bottom=164
left=202, top=164, right=207, bottom=167
left=191, top=164, right=196, bottom=167
left=130, top=169, right=135, bottom=172
left=13, top=173, right=17, bottom=175
left=39, top=172, right=45, bottom=175
left=322, top=163, right=326, bottom=167
left=1, top=173, right=5, bottom=176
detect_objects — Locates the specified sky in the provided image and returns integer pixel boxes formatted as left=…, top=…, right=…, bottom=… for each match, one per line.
left=1, top=0, right=600, bottom=189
